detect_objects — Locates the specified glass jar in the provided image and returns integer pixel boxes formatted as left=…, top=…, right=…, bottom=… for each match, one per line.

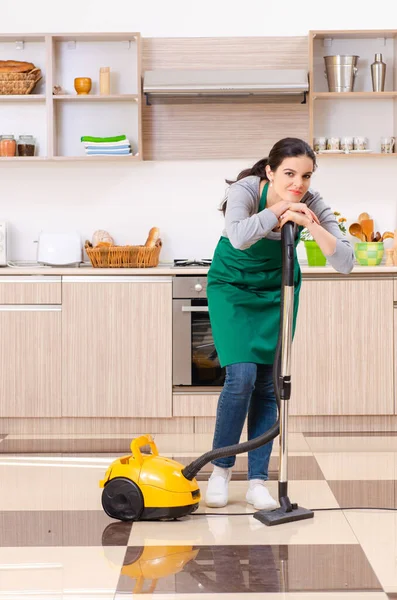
left=17, top=135, right=36, bottom=157
left=0, top=135, right=16, bottom=157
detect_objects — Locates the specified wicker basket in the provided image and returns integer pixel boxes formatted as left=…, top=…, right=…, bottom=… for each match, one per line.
left=86, top=240, right=162, bottom=268
left=0, top=68, right=42, bottom=95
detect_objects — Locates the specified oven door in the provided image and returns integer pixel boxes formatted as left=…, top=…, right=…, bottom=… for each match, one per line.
left=173, top=298, right=225, bottom=387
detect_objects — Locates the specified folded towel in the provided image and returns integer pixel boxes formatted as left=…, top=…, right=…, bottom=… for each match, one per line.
left=84, top=144, right=130, bottom=151
left=86, top=148, right=132, bottom=155
left=83, top=140, right=130, bottom=148
left=81, top=135, right=127, bottom=143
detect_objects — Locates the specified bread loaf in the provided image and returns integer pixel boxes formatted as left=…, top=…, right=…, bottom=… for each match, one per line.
left=92, top=230, right=114, bottom=247
left=0, top=60, right=36, bottom=73
left=145, top=227, right=160, bottom=248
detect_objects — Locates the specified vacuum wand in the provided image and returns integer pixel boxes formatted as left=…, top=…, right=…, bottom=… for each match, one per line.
left=254, top=221, right=314, bottom=526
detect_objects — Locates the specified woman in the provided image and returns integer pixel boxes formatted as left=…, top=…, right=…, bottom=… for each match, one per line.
left=206, top=137, right=354, bottom=510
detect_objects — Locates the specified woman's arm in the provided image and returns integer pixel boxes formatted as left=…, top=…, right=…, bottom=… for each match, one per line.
left=304, top=191, right=354, bottom=274
left=280, top=190, right=354, bottom=274
left=225, top=179, right=279, bottom=249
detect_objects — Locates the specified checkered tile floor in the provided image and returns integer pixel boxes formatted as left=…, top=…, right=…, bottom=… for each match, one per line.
left=0, top=432, right=397, bottom=599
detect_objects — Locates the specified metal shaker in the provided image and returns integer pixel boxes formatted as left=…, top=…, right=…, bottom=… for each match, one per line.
left=371, top=53, right=386, bottom=91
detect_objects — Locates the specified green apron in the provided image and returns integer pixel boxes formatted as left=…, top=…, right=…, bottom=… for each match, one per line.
left=207, top=182, right=302, bottom=368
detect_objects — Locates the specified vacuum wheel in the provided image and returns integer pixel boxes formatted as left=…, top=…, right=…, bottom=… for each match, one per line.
left=102, top=477, right=144, bottom=521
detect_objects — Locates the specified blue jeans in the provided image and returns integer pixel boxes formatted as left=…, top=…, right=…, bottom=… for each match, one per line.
left=211, top=362, right=278, bottom=480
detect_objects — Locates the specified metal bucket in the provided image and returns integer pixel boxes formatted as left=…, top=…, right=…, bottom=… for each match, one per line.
left=324, top=55, right=359, bottom=92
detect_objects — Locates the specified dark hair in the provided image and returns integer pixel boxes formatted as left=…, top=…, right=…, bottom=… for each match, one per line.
left=220, top=137, right=317, bottom=215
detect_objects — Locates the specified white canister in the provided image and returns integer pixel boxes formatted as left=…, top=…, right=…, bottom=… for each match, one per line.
left=313, top=137, right=327, bottom=152
left=326, top=137, right=340, bottom=151
left=353, top=136, right=367, bottom=150
left=340, top=136, right=354, bottom=152
left=380, top=136, right=395, bottom=153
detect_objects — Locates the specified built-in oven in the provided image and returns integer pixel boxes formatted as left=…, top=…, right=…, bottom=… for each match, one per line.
left=173, top=275, right=225, bottom=388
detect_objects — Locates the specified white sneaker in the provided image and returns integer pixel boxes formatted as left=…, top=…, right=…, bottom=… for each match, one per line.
left=246, top=480, right=278, bottom=510
left=205, top=466, right=232, bottom=508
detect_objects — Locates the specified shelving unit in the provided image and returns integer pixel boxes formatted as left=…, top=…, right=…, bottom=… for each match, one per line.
left=309, top=30, right=397, bottom=158
left=0, top=33, right=142, bottom=161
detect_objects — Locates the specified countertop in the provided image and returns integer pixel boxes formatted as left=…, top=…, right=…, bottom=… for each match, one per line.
left=0, top=263, right=396, bottom=277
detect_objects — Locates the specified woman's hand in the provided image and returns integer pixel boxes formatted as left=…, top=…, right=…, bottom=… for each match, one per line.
left=279, top=204, right=320, bottom=229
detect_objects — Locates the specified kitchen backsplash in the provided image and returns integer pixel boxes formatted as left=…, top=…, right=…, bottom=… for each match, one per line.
left=1, top=157, right=396, bottom=262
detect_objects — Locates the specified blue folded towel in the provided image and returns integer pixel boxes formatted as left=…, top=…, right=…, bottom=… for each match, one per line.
left=86, top=148, right=132, bottom=155
left=85, top=144, right=130, bottom=151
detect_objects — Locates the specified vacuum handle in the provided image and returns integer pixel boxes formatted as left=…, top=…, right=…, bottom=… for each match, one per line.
left=281, top=221, right=296, bottom=288
left=130, top=434, right=159, bottom=465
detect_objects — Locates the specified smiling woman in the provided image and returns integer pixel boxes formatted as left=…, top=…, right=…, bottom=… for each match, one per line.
left=205, top=137, right=354, bottom=512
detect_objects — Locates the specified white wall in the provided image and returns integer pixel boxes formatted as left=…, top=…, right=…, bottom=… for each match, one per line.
left=2, top=0, right=397, bottom=262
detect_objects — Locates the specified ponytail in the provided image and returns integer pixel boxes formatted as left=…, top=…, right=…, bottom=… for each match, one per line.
left=220, top=158, right=269, bottom=215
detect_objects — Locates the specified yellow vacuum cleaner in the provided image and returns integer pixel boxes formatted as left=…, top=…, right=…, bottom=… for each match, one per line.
left=100, top=222, right=314, bottom=526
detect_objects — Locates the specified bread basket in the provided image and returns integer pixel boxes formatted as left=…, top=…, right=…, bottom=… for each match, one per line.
left=0, top=68, right=42, bottom=95
left=85, top=239, right=162, bottom=268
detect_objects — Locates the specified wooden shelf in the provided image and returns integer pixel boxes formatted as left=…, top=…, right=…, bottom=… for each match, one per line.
left=51, top=154, right=140, bottom=161
left=0, top=95, right=46, bottom=102
left=0, top=157, right=48, bottom=161
left=312, top=92, right=397, bottom=100
left=53, top=94, right=139, bottom=102
left=316, top=153, right=397, bottom=158
left=0, top=32, right=142, bottom=161
left=309, top=29, right=397, bottom=152
left=311, top=29, right=397, bottom=40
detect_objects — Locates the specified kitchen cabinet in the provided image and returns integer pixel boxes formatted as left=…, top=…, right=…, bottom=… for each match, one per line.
left=0, top=286, right=61, bottom=417
left=61, top=276, right=172, bottom=417
left=290, top=278, right=394, bottom=415
left=309, top=30, right=397, bottom=158
left=394, top=279, right=397, bottom=413
left=0, top=33, right=142, bottom=162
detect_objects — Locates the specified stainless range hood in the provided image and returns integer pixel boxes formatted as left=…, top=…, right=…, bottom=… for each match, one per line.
left=143, top=69, right=309, bottom=102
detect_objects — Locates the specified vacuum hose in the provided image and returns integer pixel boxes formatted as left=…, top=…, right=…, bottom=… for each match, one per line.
left=182, top=221, right=296, bottom=481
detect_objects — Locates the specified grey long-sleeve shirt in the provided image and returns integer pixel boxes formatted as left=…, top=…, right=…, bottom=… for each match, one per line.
left=222, top=176, right=354, bottom=275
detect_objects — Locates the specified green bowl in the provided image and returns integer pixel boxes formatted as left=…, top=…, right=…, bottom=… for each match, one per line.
left=354, top=242, right=384, bottom=266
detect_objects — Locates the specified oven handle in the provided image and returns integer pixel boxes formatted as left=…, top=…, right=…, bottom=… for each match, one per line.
left=181, top=306, right=209, bottom=312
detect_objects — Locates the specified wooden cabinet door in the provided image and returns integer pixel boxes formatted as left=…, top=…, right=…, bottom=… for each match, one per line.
left=0, top=304, right=61, bottom=417
left=62, top=276, right=172, bottom=417
left=290, top=278, right=394, bottom=415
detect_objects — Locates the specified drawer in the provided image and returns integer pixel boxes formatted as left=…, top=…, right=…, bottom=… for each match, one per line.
left=173, top=393, right=219, bottom=417
left=0, top=276, right=62, bottom=304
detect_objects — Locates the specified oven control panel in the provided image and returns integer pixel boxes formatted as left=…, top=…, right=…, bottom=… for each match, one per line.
left=173, top=276, right=208, bottom=299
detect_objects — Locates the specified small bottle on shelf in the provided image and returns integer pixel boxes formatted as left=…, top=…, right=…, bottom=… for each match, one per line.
left=99, top=67, right=110, bottom=95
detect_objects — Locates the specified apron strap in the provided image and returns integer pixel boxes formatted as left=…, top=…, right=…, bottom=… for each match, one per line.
left=259, top=181, right=269, bottom=212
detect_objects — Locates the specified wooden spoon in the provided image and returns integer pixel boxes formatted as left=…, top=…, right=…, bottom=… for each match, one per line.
left=358, top=212, right=370, bottom=222
left=381, top=231, right=395, bottom=241
left=371, top=231, right=381, bottom=242
left=360, top=219, right=374, bottom=242
left=349, top=222, right=366, bottom=241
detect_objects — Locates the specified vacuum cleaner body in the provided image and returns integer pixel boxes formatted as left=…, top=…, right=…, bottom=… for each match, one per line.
left=100, top=435, right=200, bottom=521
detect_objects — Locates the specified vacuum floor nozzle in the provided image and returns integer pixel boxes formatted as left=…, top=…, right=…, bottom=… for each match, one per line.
left=253, top=505, right=314, bottom=526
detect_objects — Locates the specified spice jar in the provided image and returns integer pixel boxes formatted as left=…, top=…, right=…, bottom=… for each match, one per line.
left=17, top=135, right=36, bottom=157
left=0, top=135, right=16, bottom=157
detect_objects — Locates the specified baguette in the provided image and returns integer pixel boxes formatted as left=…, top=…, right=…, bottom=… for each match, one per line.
left=145, top=227, right=160, bottom=248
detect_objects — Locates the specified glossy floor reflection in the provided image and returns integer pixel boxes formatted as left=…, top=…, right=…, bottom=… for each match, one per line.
left=0, top=431, right=395, bottom=598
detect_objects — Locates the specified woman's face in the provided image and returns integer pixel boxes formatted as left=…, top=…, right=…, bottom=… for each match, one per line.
left=266, top=155, right=314, bottom=203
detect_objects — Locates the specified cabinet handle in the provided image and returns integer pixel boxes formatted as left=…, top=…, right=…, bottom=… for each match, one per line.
left=62, top=276, right=172, bottom=283
left=182, top=306, right=209, bottom=312
left=0, top=305, right=61, bottom=311
left=0, top=276, right=61, bottom=283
